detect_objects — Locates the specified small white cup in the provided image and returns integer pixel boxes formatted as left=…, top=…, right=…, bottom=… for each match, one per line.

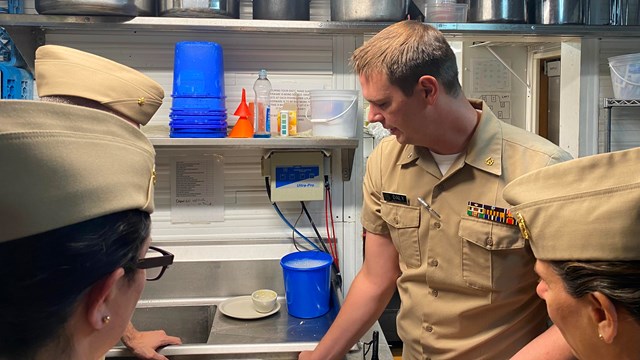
left=251, top=289, right=277, bottom=313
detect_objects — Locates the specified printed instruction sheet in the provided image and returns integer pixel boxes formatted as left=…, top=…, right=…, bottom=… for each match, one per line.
left=171, top=155, right=224, bottom=223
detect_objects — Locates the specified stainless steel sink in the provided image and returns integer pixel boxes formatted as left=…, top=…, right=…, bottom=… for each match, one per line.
left=106, top=259, right=390, bottom=359
left=129, top=305, right=216, bottom=344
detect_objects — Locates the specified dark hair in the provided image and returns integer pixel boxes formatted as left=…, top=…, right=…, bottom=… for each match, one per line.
left=351, top=20, right=461, bottom=97
left=550, top=261, right=640, bottom=323
left=0, top=210, right=151, bottom=359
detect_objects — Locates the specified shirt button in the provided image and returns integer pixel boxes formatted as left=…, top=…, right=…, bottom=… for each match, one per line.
left=486, top=238, right=494, bottom=247
left=430, top=259, right=439, bottom=267
left=394, top=216, right=399, bottom=225
left=426, top=325, right=433, bottom=332
left=434, top=222, right=441, bottom=229
left=431, top=289, right=439, bottom=297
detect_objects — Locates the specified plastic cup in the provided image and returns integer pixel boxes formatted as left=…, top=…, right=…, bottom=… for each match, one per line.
left=172, top=41, right=225, bottom=98
left=280, top=251, right=333, bottom=319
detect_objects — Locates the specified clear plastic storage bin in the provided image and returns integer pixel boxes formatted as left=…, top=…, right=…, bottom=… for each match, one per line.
left=425, top=3, right=468, bottom=23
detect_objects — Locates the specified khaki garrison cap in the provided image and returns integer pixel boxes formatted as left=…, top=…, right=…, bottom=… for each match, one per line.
left=0, top=101, right=156, bottom=243
left=503, top=147, right=640, bottom=261
left=35, top=45, right=164, bottom=126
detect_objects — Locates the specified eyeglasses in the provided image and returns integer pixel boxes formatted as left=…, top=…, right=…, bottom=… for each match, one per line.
left=136, top=246, right=174, bottom=281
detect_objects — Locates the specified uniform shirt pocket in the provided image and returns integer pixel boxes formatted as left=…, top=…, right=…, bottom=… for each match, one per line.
left=381, top=202, right=421, bottom=268
left=459, top=217, right=528, bottom=291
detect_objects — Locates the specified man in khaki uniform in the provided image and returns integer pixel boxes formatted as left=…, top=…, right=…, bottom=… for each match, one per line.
left=300, top=21, right=574, bottom=360
left=0, top=45, right=181, bottom=360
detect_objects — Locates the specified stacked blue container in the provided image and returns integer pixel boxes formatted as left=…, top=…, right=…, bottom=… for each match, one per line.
left=0, top=27, right=33, bottom=100
left=170, top=41, right=228, bottom=138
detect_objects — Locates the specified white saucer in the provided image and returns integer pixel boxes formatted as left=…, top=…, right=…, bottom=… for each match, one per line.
left=219, top=296, right=281, bottom=320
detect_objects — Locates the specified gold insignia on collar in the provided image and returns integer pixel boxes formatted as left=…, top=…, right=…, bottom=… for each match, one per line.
left=152, top=168, right=157, bottom=185
left=515, top=212, right=530, bottom=240
left=137, top=97, right=146, bottom=106
left=485, top=157, right=494, bottom=166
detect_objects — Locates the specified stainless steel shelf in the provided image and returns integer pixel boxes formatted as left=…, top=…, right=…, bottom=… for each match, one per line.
left=603, top=98, right=640, bottom=152
left=5, top=14, right=388, bottom=34
left=148, top=136, right=359, bottom=181
left=603, top=98, right=640, bottom=107
left=148, top=136, right=358, bottom=148
left=3, top=14, right=640, bottom=37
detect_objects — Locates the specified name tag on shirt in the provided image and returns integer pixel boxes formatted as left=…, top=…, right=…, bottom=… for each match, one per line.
left=383, top=192, right=409, bottom=205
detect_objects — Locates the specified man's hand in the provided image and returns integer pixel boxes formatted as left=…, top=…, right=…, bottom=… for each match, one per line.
left=121, top=322, right=182, bottom=360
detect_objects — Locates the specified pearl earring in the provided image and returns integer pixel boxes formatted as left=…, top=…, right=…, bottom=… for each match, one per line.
left=598, top=333, right=604, bottom=341
left=102, top=315, right=111, bottom=324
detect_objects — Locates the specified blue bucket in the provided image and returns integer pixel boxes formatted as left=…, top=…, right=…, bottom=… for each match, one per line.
left=171, top=96, right=226, bottom=111
left=171, top=108, right=227, bottom=117
left=170, top=114, right=228, bottom=125
left=280, top=251, right=333, bottom=319
left=172, top=41, right=225, bottom=98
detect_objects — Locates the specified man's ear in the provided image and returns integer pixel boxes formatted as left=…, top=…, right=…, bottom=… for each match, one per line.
left=418, top=75, right=439, bottom=105
left=588, top=291, right=618, bottom=343
left=85, top=268, right=126, bottom=330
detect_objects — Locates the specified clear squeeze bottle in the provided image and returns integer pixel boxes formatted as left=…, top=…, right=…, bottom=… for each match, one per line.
left=253, top=69, right=272, bottom=138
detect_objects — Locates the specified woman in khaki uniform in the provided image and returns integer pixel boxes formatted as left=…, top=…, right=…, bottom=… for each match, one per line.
left=0, top=46, right=180, bottom=360
left=301, top=21, right=575, bottom=360
left=504, top=147, right=640, bottom=359
left=0, top=100, right=173, bottom=360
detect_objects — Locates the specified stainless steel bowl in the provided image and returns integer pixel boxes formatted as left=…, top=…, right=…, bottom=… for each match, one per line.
left=535, top=0, right=583, bottom=24
left=468, top=0, right=527, bottom=23
left=253, top=0, right=310, bottom=20
left=331, top=0, right=410, bottom=21
left=159, top=0, right=240, bottom=18
left=35, top=0, right=155, bottom=16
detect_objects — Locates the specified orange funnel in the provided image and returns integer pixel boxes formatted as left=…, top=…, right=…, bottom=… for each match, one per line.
left=229, top=89, right=254, bottom=138
left=234, top=88, right=251, bottom=118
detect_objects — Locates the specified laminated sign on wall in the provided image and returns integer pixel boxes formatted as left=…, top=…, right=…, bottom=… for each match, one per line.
left=470, top=58, right=512, bottom=121
left=170, top=155, right=225, bottom=223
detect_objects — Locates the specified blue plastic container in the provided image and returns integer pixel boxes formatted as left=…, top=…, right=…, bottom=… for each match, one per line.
left=170, top=114, right=228, bottom=125
left=171, top=108, right=227, bottom=117
left=280, top=251, right=333, bottom=319
left=170, top=131, right=226, bottom=138
left=170, top=122, right=227, bottom=129
left=0, top=64, right=34, bottom=99
left=171, top=96, right=226, bottom=111
left=172, top=41, right=225, bottom=97
left=170, top=126, right=227, bottom=138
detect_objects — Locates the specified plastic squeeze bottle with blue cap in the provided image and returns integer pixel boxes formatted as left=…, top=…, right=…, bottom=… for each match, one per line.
left=253, top=69, right=272, bottom=138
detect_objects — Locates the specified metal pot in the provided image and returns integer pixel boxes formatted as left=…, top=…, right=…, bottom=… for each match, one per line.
left=35, top=0, right=154, bottom=16
left=468, top=0, right=527, bottom=23
left=584, top=0, right=610, bottom=24
left=610, top=0, right=640, bottom=25
left=535, top=0, right=583, bottom=24
left=331, top=0, right=410, bottom=22
left=159, top=0, right=240, bottom=18
left=253, top=0, right=310, bottom=20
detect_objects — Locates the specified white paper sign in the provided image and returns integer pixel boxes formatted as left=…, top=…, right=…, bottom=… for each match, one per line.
left=472, top=58, right=512, bottom=93
left=170, top=156, right=224, bottom=223
left=473, top=93, right=512, bottom=121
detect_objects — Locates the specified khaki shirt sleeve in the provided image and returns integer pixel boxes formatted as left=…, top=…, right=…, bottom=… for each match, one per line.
left=361, top=141, right=390, bottom=235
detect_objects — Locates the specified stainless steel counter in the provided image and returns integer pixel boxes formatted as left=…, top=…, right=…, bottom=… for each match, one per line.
left=105, top=259, right=393, bottom=360
left=106, top=299, right=392, bottom=359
